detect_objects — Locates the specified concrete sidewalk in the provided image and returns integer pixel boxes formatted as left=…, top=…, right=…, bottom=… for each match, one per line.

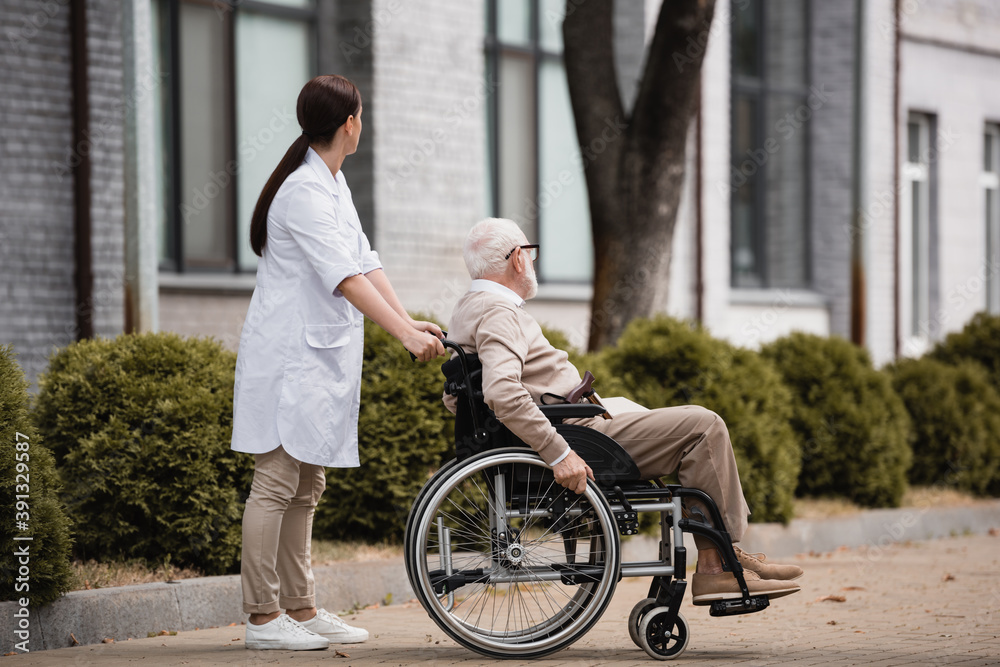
left=4, top=533, right=999, bottom=665
left=2, top=499, right=999, bottom=659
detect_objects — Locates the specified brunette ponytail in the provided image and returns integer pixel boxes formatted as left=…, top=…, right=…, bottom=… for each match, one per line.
left=249, top=75, right=363, bottom=256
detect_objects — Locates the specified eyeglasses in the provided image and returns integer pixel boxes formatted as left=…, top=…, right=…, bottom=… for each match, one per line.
left=504, top=244, right=539, bottom=261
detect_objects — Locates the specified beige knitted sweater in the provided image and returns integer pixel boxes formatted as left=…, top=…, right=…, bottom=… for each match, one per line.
left=444, top=289, right=582, bottom=465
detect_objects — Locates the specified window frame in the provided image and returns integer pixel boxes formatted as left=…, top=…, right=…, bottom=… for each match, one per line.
left=157, top=0, right=318, bottom=274
left=484, top=0, right=586, bottom=285
left=901, top=112, right=934, bottom=347
left=984, top=122, right=1000, bottom=314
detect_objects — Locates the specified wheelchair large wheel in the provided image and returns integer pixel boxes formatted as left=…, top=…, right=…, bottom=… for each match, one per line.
left=406, top=448, right=620, bottom=659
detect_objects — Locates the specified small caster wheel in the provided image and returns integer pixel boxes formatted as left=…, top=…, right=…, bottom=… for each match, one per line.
left=637, top=607, right=689, bottom=660
left=628, top=598, right=657, bottom=648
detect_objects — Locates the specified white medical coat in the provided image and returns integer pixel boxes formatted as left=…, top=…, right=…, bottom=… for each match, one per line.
left=231, top=147, right=381, bottom=467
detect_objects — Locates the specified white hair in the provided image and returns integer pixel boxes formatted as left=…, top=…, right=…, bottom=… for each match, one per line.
left=463, top=218, right=527, bottom=279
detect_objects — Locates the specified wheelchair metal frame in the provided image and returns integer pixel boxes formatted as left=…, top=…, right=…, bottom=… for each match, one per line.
left=403, top=340, right=770, bottom=660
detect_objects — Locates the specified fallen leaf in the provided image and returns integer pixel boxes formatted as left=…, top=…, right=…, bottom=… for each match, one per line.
left=988, top=528, right=998, bottom=537
left=335, top=650, right=350, bottom=658
left=425, top=634, right=433, bottom=643
left=158, top=630, right=170, bottom=636
left=70, top=633, right=80, bottom=646
left=232, top=638, right=241, bottom=642
left=4, top=653, right=16, bottom=657
left=816, top=595, right=847, bottom=603
left=855, top=630, right=866, bottom=634
left=841, top=586, right=865, bottom=591
left=102, top=638, right=114, bottom=644
left=228, top=622, right=237, bottom=627
left=942, top=573, right=955, bottom=582
left=827, top=620, right=837, bottom=625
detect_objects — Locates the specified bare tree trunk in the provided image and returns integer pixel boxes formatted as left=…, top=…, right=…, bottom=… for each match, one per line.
left=563, top=0, right=717, bottom=351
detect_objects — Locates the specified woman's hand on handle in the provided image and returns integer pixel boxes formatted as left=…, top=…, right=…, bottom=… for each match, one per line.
left=403, top=330, right=445, bottom=361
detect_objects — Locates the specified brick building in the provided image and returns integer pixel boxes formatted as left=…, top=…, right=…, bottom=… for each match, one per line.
left=2, top=0, right=999, bottom=384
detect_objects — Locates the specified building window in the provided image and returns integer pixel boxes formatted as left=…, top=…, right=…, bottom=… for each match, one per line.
left=985, top=123, right=1000, bottom=314
left=484, top=0, right=592, bottom=284
left=153, top=0, right=316, bottom=274
left=730, top=0, right=811, bottom=289
left=902, top=113, right=933, bottom=340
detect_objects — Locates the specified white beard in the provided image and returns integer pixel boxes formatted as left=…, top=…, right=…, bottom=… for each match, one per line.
left=522, top=260, right=538, bottom=300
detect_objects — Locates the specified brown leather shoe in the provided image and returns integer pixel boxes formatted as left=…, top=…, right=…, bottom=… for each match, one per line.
left=691, top=569, right=801, bottom=606
left=734, top=546, right=804, bottom=580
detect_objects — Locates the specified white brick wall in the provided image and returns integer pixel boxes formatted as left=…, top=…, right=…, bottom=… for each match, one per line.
left=898, top=0, right=1000, bottom=357
left=369, top=0, right=486, bottom=325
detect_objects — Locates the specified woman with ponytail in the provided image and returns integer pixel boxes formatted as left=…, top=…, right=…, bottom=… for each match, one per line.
left=231, top=75, right=445, bottom=651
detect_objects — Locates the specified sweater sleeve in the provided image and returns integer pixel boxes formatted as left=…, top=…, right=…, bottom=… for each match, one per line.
left=475, top=304, right=571, bottom=466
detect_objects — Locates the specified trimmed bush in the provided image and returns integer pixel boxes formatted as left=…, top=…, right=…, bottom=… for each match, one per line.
left=33, top=333, right=252, bottom=575
left=594, top=316, right=801, bottom=523
left=0, top=345, right=73, bottom=607
left=889, top=357, right=1000, bottom=495
left=930, top=312, right=1000, bottom=391
left=313, top=318, right=453, bottom=541
left=761, top=333, right=911, bottom=507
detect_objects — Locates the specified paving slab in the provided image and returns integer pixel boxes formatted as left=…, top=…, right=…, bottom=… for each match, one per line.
left=4, top=533, right=998, bottom=665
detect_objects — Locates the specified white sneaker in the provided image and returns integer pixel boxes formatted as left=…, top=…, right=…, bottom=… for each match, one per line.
left=299, top=608, right=369, bottom=643
left=245, top=614, right=330, bottom=650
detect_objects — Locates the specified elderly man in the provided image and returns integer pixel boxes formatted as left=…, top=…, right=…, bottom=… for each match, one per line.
left=444, top=217, right=802, bottom=605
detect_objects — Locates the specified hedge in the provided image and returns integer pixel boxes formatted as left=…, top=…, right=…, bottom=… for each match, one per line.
left=33, top=333, right=253, bottom=575
left=890, top=357, right=1000, bottom=495
left=761, top=333, right=911, bottom=507
left=593, top=316, right=801, bottom=523
left=0, top=345, right=73, bottom=607
left=312, top=318, right=453, bottom=541
left=930, top=312, right=1000, bottom=391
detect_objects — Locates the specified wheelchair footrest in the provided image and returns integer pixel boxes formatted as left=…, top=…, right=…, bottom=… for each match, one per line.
left=709, top=595, right=770, bottom=617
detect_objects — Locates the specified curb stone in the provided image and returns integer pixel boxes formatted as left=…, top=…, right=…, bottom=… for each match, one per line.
left=0, top=559, right=412, bottom=653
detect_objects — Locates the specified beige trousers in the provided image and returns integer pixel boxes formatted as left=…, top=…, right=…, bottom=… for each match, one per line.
left=240, top=446, right=326, bottom=614
left=576, top=405, right=750, bottom=547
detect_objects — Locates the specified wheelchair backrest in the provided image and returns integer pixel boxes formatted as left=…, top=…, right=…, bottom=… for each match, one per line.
left=442, top=351, right=520, bottom=460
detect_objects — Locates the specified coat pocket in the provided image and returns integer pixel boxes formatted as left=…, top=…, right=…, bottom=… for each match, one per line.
left=304, top=323, right=352, bottom=349
left=300, top=324, right=354, bottom=388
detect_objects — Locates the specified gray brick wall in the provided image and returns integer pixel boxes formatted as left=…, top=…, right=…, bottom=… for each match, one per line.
left=1, top=0, right=76, bottom=383
left=809, top=0, right=856, bottom=340
left=86, top=0, right=125, bottom=340
left=0, top=0, right=125, bottom=385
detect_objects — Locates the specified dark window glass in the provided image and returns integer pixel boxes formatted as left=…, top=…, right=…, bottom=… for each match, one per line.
left=730, top=0, right=811, bottom=289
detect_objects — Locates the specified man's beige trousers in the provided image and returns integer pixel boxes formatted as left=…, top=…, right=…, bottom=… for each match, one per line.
left=577, top=405, right=751, bottom=547
left=241, top=446, right=326, bottom=614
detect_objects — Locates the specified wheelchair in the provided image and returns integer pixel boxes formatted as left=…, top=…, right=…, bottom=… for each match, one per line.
left=403, top=340, right=771, bottom=660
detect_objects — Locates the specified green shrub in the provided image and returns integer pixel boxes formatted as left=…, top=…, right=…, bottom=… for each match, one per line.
left=594, top=316, right=801, bottom=523
left=0, top=345, right=73, bottom=607
left=313, top=318, right=453, bottom=541
left=931, top=312, right=1000, bottom=391
left=889, top=357, right=1000, bottom=495
left=33, top=333, right=252, bottom=575
left=761, top=333, right=911, bottom=507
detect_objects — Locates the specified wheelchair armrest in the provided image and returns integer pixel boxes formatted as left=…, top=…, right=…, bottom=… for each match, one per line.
left=538, top=403, right=606, bottom=423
